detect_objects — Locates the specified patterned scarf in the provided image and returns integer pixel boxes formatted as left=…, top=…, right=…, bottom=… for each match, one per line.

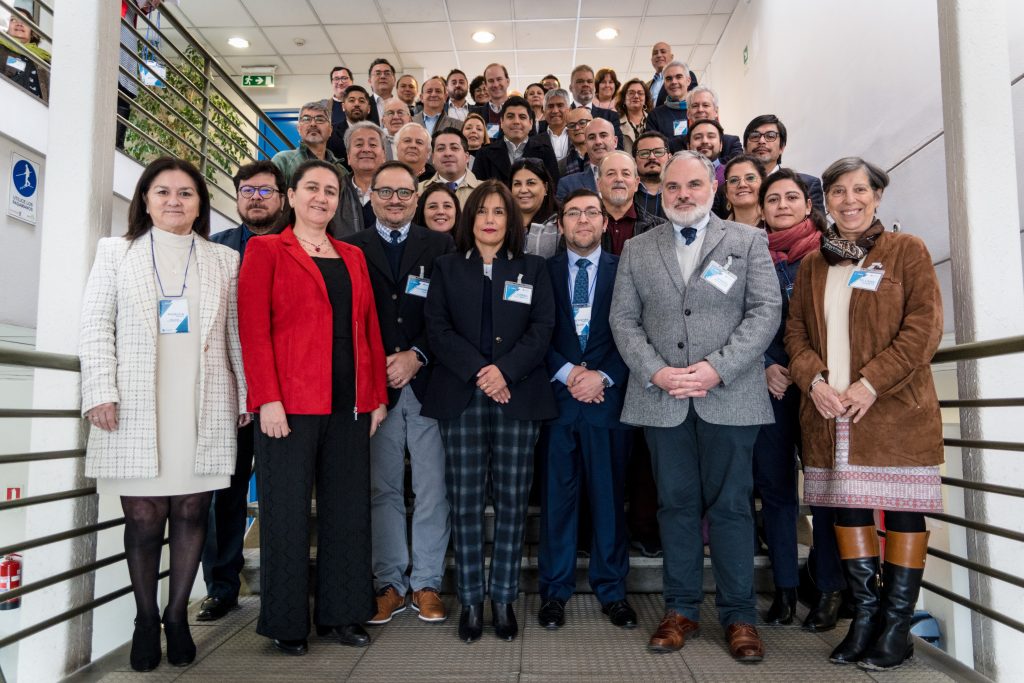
left=767, top=217, right=820, bottom=265
left=820, top=218, right=884, bottom=265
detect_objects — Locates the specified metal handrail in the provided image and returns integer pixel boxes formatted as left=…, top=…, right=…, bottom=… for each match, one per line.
left=0, top=347, right=78, bottom=371
left=943, top=437, right=1024, bottom=452
left=932, top=335, right=1024, bottom=363
left=0, top=449, right=85, bottom=465
left=0, top=517, right=125, bottom=556
left=0, top=409, right=80, bottom=418
left=0, top=487, right=95, bottom=512
left=921, top=581, right=1024, bottom=635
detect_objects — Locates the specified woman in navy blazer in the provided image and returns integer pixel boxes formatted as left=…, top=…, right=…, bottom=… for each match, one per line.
left=423, top=180, right=556, bottom=643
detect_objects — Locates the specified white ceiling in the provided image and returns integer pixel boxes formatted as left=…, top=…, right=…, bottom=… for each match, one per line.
left=168, top=0, right=738, bottom=92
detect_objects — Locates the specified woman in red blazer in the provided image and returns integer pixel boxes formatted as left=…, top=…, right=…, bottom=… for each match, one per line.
left=239, top=159, right=388, bottom=655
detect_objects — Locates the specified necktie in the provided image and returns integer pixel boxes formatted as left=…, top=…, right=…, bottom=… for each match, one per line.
left=390, top=230, right=402, bottom=244
left=680, top=227, right=697, bottom=246
left=573, top=259, right=590, bottom=350
left=447, top=181, right=458, bottom=192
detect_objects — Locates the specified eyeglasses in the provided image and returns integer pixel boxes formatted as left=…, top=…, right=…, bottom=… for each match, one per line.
left=372, top=187, right=415, bottom=200
left=746, top=130, right=780, bottom=143
left=563, top=207, right=603, bottom=221
left=238, top=185, right=280, bottom=199
left=726, top=173, right=760, bottom=186
left=565, top=120, right=592, bottom=130
left=299, top=115, right=329, bottom=125
left=635, top=148, right=669, bottom=159
left=330, top=76, right=349, bottom=84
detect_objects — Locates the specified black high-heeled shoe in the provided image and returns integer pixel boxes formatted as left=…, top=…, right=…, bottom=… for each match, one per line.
left=491, top=601, right=518, bottom=641
left=458, top=603, right=483, bottom=643
left=162, top=614, right=196, bottom=667
left=129, top=617, right=162, bottom=672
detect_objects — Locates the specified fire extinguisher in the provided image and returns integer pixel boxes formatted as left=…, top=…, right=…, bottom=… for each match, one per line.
left=0, top=553, right=22, bottom=610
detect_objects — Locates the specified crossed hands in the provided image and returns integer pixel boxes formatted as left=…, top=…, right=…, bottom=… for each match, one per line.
left=477, top=364, right=510, bottom=404
left=566, top=366, right=605, bottom=404
left=809, top=379, right=876, bottom=423
left=651, top=361, right=720, bottom=399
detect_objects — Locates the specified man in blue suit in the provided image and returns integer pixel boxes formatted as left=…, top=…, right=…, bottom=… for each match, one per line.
left=537, top=189, right=635, bottom=631
left=555, top=118, right=616, bottom=203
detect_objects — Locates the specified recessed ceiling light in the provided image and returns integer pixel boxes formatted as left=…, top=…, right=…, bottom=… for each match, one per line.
left=228, top=36, right=250, bottom=49
left=472, top=31, right=495, bottom=44
left=596, top=27, right=618, bottom=41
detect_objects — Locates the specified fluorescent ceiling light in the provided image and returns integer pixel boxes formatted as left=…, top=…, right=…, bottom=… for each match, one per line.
left=472, top=31, right=495, bottom=44
left=596, top=27, right=618, bottom=41
left=227, top=36, right=250, bottom=49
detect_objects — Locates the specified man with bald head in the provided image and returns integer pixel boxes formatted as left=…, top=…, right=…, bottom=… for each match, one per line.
left=647, top=43, right=699, bottom=107
left=556, top=117, right=616, bottom=203
left=597, top=151, right=666, bottom=255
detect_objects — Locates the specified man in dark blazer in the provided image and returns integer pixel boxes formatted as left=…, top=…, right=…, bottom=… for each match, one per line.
left=743, top=113, right=825, bottom=215
left=568, top=64, right=624, bottom=150
left=199, top=160, right=286, bottom=622
left=536, top=189, right=635, bottom=631
left=645, top=61, right=692, bottom=145
left=327, top=85, right=373, bottom=163
left=472, top=96, right=559, bottom=186
left=684, top=86, right=743, bottom=161
left=343, top=161, right=456, bottom=626
left=555, top=118, right=616, bottom=203
left=647, top=42, right=700, bottom=107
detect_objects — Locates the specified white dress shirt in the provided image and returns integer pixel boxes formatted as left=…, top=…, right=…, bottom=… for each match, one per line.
left=672, top=211, right=712, bottom=283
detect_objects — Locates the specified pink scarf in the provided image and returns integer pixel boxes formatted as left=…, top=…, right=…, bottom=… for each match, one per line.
left=767, top=217, right=820, bottom=265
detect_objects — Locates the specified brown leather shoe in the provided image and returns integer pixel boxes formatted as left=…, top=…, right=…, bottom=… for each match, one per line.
left=647, top=611, right=700, bottom=653
left=367, top=586, right=406, bottom=624
left=411, top=588, right=447, bottom=623
left=726, top=622, right=765, bottom=662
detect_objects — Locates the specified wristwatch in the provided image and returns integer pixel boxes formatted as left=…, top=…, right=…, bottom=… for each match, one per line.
left=601, top=374, right=612, bottom=388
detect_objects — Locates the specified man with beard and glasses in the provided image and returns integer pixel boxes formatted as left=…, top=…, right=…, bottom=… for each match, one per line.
left=199, top=161, right=287, bottom=622
left=743, top=113, right=824, bottom=214
left=597, top=151, right=666, bottom=256
left=610, top=151, right=780, bottom=662
left=328, top=85, right=373, bottom=162
left=632, top=132, right=670, bottom=223
left=272, top=100, right=348, bottom=184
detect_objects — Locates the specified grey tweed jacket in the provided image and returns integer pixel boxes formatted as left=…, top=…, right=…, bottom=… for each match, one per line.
left=609, top=214, right=781, bottom=428
left=79, top=235, right=247, bottom=479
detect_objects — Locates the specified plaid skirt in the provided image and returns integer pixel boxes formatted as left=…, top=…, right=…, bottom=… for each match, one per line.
left=803, top=418, right=943, bottom=512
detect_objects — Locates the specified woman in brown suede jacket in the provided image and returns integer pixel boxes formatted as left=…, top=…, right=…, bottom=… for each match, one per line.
left=785, top=157, right=943, bottom=672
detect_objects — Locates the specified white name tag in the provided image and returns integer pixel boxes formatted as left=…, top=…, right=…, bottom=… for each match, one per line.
left=487, top=123, right=500, bottom=140
left=405, top=275, right=430, bottom=298
left=6, top=56, right=26, bottom=72
left=503, top=281, right=533, bottom=305
left=701, top=260, right=737, bottom=294
left=573, top=305, right=592, bottom=337
left=158, top=299, right=190, bottom=334
left=673, top=119, right=688, bottom=137
left=848, top=267, right=884, bottom=291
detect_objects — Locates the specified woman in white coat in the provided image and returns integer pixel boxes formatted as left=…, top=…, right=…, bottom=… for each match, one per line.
left=79, top=157, right=248, bottom=672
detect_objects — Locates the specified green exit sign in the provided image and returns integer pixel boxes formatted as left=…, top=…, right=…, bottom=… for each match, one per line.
left=242, top=74, right=275, bottom=88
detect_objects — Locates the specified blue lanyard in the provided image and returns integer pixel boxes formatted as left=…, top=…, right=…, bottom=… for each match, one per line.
left=150, top=231, right=195, bottom=298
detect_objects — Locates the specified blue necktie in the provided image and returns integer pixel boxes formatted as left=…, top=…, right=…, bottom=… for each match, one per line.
left=390, top=230, right=402, bottom=244
left=680, top=227, right=697, bottom=246
left=447, top=181, right=458, bottom=192
left=573, top=259, right=590, bottom=350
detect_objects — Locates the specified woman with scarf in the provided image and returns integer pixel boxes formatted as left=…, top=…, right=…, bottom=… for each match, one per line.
left=754, top=169, right=845, bottom=634
left=785, top=158, right=943, bottom=671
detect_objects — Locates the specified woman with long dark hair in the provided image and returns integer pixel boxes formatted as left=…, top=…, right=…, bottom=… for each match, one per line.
left=80, top=157, right=247, bottom=671
left=510, top=157, right=559, bottom=258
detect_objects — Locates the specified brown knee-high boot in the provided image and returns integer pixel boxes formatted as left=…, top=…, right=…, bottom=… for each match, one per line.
left=829, top=525, right=881, bottom=664
left=858, top=531, right=929, bottom=671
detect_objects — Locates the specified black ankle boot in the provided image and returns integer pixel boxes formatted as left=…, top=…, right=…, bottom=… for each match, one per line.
left=162, top=615, right=196, bottom=667
left=802, top=590, right=843, bottom=632
left=130, top=617, right=162, bottom=672
left=858, top=531, right=928, bottom=671
left=491, top=601, right=518, bottom=641
left=829, top=526, right=882, bottom=665
left=765, top=587, right=797, bottom=625
left=458, top=603, right=483, bottom=643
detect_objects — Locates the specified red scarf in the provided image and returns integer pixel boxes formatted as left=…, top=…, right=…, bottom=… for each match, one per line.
left=767, top=217, right=820, bottom=265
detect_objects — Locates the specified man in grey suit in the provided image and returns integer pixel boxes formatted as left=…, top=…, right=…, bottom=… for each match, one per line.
left=610, top=151, right=781, bottom=662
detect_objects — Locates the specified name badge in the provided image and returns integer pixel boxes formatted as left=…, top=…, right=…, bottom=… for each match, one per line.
left=848, top=267, right=884, bottom=291
left=701, top=259, right=737, bottom=294
left=405, top=274, right=430, bottom=298
left=158, top=299, right=190, bottom=334
left=486, top=123, right=500, bottom=140
left=573, top=305, right=592, bottom=338
left=672, top=119, right=688, bottom=137
left=6, top=56, right=26, bottom=72
left=503, top=275, right=533, bottom=305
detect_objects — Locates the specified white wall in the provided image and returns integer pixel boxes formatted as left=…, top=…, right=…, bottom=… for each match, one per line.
left=706, top=0, right=1024, bottom=333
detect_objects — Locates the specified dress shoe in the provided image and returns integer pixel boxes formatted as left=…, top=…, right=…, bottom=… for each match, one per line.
left=538, top=599, right=566, bottom=629
left=411, top=588, right=447, bottom=622
left=726, top=623, right=765, bottom=662
left=802, top=590, right=843, bottom=632
left=491, top=601, right=518, bottom=641
left=765, top=587, right=797, bottom=625
left=337, top=623, right=371, bottom=647
left=129, top=617, right=161, bottom=672
left=602, top=600, right=637, bottom=629
left=162, top=617, right=197, bottom=667
left=272, top=638, right=308, bottom=656
left=458, top=603, right=483, bottom=643
left=196, top=595, right=237, bottom=622
left=367, top=585, right=406, bottom=624
left=647, top=611, right=700, bottom=653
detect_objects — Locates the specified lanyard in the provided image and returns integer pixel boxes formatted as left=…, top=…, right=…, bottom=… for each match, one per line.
left=150, top=232, right=195, bottom=298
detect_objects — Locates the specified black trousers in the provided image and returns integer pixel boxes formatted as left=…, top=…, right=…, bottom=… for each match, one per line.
left=201, top=421, right=254, bottom=602
left=254, top=412, right=375, bottom=640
